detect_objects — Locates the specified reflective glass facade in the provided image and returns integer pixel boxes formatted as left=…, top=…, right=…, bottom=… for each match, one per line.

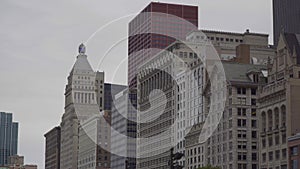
left=0, top=112, right=18, bottom=166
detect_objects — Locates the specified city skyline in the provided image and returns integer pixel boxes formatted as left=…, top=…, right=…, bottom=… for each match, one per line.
left=1, top=0, right=273, bottom=168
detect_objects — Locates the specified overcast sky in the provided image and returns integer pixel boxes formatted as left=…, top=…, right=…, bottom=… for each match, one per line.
left=0, top=0, right=273, bottom=168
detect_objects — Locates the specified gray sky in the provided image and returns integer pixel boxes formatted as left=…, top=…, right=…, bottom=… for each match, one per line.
left=0, top=0, right=272, bottom=168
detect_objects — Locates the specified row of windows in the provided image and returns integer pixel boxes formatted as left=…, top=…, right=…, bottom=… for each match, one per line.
left=262, top=149, right=287, bottom=162
left=208, top=36, right=243, bottom=43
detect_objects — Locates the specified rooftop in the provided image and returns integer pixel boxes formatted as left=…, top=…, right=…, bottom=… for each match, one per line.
left=222, top=62, right=266, bottom=83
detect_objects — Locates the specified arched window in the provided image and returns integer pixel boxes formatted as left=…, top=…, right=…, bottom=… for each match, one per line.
left=274, top=108, right=279, bottom=129
left=261, top=111, right=266, bottom=132
left=281, top=105, right=286, bottom=127
left=268, top=109, right=273, bottom=131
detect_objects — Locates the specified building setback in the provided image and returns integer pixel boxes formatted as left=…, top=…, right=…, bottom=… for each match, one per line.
left=0, top=112, right=18, bottom=167
left=273, top=0, right=300, bottom=45
left=44, top=127, right=61, bottom=169
left=128, top=2, right=198, bottom=88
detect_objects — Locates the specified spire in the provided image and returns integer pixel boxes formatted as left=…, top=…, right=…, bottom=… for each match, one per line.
left=71, top=43, right=93, bottom=72
left=79, top=43, right=86, bottom=55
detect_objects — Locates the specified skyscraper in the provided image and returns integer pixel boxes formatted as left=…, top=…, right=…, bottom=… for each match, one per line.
left=111, top=89, right=137, bottom=169
left=60, top=44, right=100, bottom=169
left=273, top=0, right=300, bottom=45
left=128, top=2, right=198, bottom=88
left=0, top=112, right=18, bottom=166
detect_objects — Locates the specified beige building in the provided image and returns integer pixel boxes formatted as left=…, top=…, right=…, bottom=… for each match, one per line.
left=258, top=33, right=300, bottom=169
left=185, top=123, right=207, bottom=169
left=60, top=44, right=104, bottom=169
left=201, top=62, right=266, bottom=169
left=187, top=29, right=275, bottom=65
left=5, top=155, right=37, bottom=169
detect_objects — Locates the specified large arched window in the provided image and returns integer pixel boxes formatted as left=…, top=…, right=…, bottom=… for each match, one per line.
left=268, top=109, right=273, bottom=131
left=261, top=111, right=266, bottom=132
left=281, top=105, right=286, bottom=127
left=274, top=107, right=280, bottom=129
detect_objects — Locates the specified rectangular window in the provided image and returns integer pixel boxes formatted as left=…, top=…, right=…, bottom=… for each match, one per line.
left=262, top=153, right=266, bottom=162
left=251, top=88, right=257, bottom=95
left=292, top=160, right=298, bottom=169
left=251, top=99, right=256, bottom=106
left=252, top=131, right=257, bottom=138
left=252, top=153, right=257, bottom=161
left=237, top=88, right=246, bottom=94
left=282, top=149, right=287, bottom=159
left=252, top=120, right=257, bottom=128
left=269, top=151, right=273, bottom=161
left=251, top=109, right=257, bottom=116
left=291, top=146, right=298, bottom=156
left=275, top=150, right=280, bottom=160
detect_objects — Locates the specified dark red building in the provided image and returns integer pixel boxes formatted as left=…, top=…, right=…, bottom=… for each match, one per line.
left=289, top=134, right=300, bottom=169
left=128, top=2, right=198, bottom=87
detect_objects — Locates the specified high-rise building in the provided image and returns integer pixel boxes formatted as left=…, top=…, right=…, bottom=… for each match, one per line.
left=111, top=89, right=137, bottom=169
left=0, top=112, right=18, bottom=166
left=60, top=44, right=100, bottom=169
left=200, top=62, right=266, bottom=169
left=44, top=126, right=61, bottom=169
left=258, top=33, right=300, bottom=169
left=273, top=0, right=300, bottom=45
left=128, top=2, right=198, bottom=87
left=78, top=111, right=111, bottom=169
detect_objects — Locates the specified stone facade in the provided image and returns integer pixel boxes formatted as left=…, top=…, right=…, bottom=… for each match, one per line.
left=258, top=33, right=300, bottom=169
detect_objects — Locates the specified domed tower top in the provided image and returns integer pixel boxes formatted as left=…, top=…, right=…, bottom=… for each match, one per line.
left=78, top=43, right=86, bottom=54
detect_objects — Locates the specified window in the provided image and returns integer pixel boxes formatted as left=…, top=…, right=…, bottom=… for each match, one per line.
left=292, top=160, right=298, bottom=169
left=238, top=108, right=247, bottom=116
left=252, top=131, right=257, bottom=138
left=251, top=88, right=256, bottom=95
left=275, top=150, right=280, bottom=160
left=252, top=120, right=257, bottom=128
left=252, top=142, right=257, bottom=150
left=262, top=139, right=266, bottom=148
left=282, top=133, right=286, bottom=143
left=251, top=109, right=257, bottom=116
left=282, top=149, right=287, bottom=159
left=269, top=151, right=273, bottom=161
left=291, top=146, right=298, bottom=156
left=251, top=99, right=256, bottom=106
left=238, top=119, right=246, bottom=127
left=269, top=136, right=273, bottom=146
left=237, top=88, right=246, bottom=94
left=262, top=153, right=266, bottom=162
left=238, top=152, right=247, bottom=161
left=252, top=153, right=257, bottom=161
